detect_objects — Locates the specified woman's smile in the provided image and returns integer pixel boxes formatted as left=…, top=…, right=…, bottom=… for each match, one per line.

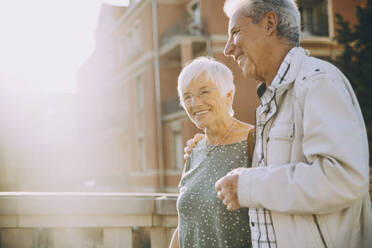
left=193, top=109, right=211, bottom=117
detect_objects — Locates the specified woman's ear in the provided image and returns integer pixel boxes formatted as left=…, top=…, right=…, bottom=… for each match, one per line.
left=224, top=90, right=233, bottom=106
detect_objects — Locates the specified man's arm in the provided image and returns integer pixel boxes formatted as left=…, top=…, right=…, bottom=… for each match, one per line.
left=220, top=74, right=369, bottom=214
left=183, top=133, right=204, bottom=159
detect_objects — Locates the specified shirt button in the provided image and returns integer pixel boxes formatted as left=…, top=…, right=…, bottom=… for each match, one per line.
left=251, top=222, right=255, bottom=227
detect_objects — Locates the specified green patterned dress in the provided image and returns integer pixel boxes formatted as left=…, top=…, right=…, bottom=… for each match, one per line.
left=177, top=139, right=252, bottom=248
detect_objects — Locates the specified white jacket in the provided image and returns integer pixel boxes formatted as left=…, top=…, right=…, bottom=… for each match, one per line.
left=237, top=48, right=372, bottom=248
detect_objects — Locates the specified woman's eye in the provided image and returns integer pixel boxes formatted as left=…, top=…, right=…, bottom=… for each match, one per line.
left=200, top=90, right=210, bottom=95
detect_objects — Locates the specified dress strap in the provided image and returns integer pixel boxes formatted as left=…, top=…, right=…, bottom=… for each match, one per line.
left=247, top=127, right=255, bottom=167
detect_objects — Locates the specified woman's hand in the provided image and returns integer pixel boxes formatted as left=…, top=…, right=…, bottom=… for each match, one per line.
left=184, top=133, right=204, bottom=159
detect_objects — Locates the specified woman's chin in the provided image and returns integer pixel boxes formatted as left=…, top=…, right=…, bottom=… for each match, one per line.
left=192, top=118, right=210, bottom=129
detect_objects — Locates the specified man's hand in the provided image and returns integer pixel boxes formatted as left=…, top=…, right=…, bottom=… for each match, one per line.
left=215, top=168, right=246, bottom=211
left=184, top=133, right=204, bottom=159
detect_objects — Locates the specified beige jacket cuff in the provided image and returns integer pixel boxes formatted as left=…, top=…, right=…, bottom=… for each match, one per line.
left=237, top=167, right=267, bottom=208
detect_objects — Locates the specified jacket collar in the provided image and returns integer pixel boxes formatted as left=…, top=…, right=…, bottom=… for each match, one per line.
left=275, top=47, right=306, bottom=97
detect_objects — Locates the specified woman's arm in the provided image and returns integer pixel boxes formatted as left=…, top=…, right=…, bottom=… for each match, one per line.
left=169, top=227, right=179, bottom=248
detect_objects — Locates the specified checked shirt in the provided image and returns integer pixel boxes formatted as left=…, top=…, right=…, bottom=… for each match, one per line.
left=249, top=47, right=298, bottom=248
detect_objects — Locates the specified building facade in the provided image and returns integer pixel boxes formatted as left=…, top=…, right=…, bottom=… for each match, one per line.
left=77, top=0, right=364, bottom=193
left=0, top=84, right=80, bottom=191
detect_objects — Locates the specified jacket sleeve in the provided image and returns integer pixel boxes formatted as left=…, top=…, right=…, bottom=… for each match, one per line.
left=237, top=73, right=370, bottom=214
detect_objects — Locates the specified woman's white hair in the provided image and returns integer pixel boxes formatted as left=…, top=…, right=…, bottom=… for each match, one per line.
left=224, top=0, right=300, bottom=46
left=177, top=56, right=236, bottom=116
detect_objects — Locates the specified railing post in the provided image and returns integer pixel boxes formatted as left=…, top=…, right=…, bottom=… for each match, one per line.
left=104, top=227, right=132, bottom=248
left=1, top=229, right=33, bottom=248
left=150, top=227, right=167, bottom=248
left=52, top=228, right=89, bottom=248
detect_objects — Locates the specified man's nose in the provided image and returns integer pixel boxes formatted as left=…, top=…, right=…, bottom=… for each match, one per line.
left=224, top=39, right=234, bottom=56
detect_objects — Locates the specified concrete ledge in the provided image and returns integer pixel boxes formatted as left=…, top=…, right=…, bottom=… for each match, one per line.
left=155, top=195, right=177, bottom=215
left=0, top=215, right=17, bottom=228
left=0, top=193, right=179, bottom=247
left=0, top=192, right=178, bottom=216
left=0, top=196, right=18, bottom=215
left=0, top=192, right=178, bottom=229
left=18, top=214, right=153, bottom=228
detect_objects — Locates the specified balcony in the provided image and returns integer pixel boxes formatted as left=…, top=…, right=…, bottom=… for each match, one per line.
left=161, top=14, right=203, bottom=47
left=0, top=192, right=178, bottom=247
left=298, top=0, right=329, bottom=38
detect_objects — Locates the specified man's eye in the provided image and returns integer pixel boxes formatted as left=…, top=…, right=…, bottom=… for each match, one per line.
left=200, top=90, right=210, bottom=95
left=184, top=95, right=192, bottom=100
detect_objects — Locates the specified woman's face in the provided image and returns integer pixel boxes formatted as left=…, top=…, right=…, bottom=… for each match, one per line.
left=181, top=74, right=232, bottom=129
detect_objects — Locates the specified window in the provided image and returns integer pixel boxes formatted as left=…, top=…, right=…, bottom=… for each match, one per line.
left=187, top=0, right=202, bottom=35
left=173, top=131, right=184, bottom=170
left=135, top=75, right=145, bottom=171
left=136, top=136, right=146, bottom=171
left=118, top=20, right=142, bottom=65
left=130, top=0, right=141, bottom=5
left=170, top=121, right=184, bottom=170
left=119, top=85, right=128, bottom=116
left=136, top=76, right=144, bottom=113
left=133, top=20, right=142, bottom=54
left=298, top=0, right=329, bottom=37
left=118, top=33, right=130, bottom=65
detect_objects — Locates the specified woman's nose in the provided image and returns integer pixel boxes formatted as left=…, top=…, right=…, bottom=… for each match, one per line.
left=191, top=95, right=202, bottom=106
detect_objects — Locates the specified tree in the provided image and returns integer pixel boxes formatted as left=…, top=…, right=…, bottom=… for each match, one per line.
left=334, top=0, right=372, bottom=160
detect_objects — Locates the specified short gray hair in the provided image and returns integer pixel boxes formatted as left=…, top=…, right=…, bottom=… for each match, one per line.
left=224, top=0, right=300, bottom=45
left=178, top=57, right=236, bottom=116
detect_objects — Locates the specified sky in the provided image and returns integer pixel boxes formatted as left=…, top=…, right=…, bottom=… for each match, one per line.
left=0, top=0, right=129, bottom=94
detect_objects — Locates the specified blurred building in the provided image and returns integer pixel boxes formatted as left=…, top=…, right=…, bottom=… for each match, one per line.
left=0, top=80, right=81, bottom=191
left=77, top=0, right=364, bottom=193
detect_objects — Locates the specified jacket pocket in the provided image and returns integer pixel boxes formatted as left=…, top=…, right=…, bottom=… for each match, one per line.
left=267, top=123, right=294, bottom=165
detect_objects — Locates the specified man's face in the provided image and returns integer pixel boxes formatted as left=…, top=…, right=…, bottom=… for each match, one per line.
left=224, top=10, right=267, bottom=81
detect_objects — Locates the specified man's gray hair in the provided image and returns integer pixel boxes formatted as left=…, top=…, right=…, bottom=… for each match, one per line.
left=224, top=0, right=300, bottom=45
left=178, top=57, right=236, bottom=116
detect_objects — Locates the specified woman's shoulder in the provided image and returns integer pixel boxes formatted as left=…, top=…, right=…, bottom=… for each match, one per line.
left=234, top=120, right=254, bottom=138
left=221, top=120, right=254, bottom=145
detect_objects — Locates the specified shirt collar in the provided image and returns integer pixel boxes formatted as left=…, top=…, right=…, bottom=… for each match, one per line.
left=269, top=46, right=298, bottom=91
left=258, top=46, right=298, bottom=102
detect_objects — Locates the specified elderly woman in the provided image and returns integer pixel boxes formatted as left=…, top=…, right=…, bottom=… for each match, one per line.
left=169, top=57, right=253, bottom=248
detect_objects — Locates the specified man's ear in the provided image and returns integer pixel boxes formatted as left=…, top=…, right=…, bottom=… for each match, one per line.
left=263, top=10, right=278, bottom=36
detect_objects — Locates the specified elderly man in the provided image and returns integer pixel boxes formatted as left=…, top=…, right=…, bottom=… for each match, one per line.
left=212, top=0, right=372, bottom=247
